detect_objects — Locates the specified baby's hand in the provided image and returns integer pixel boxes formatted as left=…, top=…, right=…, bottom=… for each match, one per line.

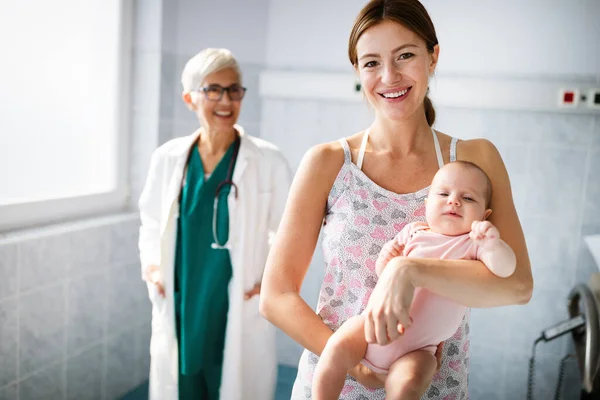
left=375, top=239, right=405, bottom=275
left=470, top=221, right=500, bottom=248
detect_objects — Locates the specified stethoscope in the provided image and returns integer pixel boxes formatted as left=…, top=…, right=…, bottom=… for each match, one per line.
left=180, top=134, right=241, bottom=251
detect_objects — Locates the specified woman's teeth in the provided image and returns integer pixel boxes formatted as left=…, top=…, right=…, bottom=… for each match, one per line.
left=382, top=88, right=409, bottom=98
left=215, top=111, right=232, bottom=117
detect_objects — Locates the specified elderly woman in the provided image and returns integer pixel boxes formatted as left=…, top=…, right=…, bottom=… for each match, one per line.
left=138, top=48, right=292, bottom=400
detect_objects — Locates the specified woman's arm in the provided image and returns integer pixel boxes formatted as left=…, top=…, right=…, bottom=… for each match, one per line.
left=364, top=139, right=533, bottom=345
left=416, top=138, right=532, bottom=304
left=260, top=143, right=342, bottom=356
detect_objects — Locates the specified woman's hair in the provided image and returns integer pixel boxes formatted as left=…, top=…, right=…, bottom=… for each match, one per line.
left=180, top=48, right=242, bottom=93
left=348, top=0, right=439, bottom=126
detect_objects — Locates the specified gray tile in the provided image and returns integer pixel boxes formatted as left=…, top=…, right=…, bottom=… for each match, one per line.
left=19, top=363, right=64, bottom=400
left=532, top=113, right=594, bottom=147
left=109, top=220, right=140, bottom=265
left=19, top=285, right=66, bottom=376
left=0, top=383, right=19, bottom=400
left=582, top=149, right=600, bottom=225
left=576, top=230, right=600, bottom=284
left=69, top=226, right=110, bottom=276
left=66, top=344, right=103, bottom=400
left=525, top=146, right=587, bottom=221
left=107, top=263, right=150, bottom=334
left=528, top=353, right=574, bottom=400
left=158, top=119, right=173, bottom=146
left=0, top=243, right=17, bottom=300
left=104, top=329, right=137, bottom=400
left=19, top=234, right=70, bottom=292
left=593, top=116, right=600, bottom=148
left=478, top=110, right=544, bottom=145
left=434, top=107, right=487, bottom=141
left=238, top=62, right=264, bottom=129
left=134, top=322, right=151, bottom=385
left=502, top=351, right=530, bottom=400
left=469, top=306, right=513, bottom=350
left=0, top=299, right=17, bottom=387
left=0, top=383, right=17, bottom=400
left=131, top=52, right=161, bottom=118
left=159, top=53, right=176, bottom=121
left=67, top=273, right=107, bottom=355
left=521, top=216, right=579, bottom=290
left=468, top=344, right=506, bottom=400
left=507, top=287, right=572, bottom=358
left=494, top=143, right=530, bottom=212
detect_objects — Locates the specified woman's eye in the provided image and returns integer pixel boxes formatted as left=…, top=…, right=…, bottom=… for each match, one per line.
left=398, top=53, right=414, bottom=60
left=363, top=61, right=378, bottom=68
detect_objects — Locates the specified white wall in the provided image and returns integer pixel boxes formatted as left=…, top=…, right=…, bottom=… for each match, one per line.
left=174, top=0, right=270, bottom=63
left=266, top=0, right=600, bottom=77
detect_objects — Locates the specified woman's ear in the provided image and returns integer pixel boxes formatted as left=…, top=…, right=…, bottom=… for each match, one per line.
left=182, top=91, right=196, bottom=111
left=429, top=44, right=440, bottom=75
left=483, top=209, right=492, bottom=220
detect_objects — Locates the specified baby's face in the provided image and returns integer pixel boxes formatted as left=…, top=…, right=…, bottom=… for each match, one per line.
left=425, top=163, right=490, bottom=236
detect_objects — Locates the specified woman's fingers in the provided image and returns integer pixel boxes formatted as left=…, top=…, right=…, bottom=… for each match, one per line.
left=386, top=313, right=400, bottom=342
left=374, top=310, right=390, bottom=345
left=244, top=283, right=262, bottom=300
left=365, top=312, right=376, bottom=344
left=155, top=282, right=165, bottom=298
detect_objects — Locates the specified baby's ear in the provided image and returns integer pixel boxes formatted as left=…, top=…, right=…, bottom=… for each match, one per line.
left=483, top=209, right=492, bottom=220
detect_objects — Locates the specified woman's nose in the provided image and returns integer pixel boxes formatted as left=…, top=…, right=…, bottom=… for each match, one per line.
left=381, top=62, right=401, bottom=85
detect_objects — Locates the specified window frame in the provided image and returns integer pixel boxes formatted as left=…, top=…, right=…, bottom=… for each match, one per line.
left=0, top=1, right=133, bottom=233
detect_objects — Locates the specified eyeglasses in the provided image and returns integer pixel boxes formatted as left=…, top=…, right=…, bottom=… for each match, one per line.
left=198, top=84, right=247, bottom=101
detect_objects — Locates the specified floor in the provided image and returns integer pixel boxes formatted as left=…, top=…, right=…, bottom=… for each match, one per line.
left=120, top=364, right=298, bottom=400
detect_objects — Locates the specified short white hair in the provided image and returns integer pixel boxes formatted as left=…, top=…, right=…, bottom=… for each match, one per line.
left=181, top=48, right=242, bottom=93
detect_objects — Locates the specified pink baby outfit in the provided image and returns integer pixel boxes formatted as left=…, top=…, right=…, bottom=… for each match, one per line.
left=363, top=221, right=480, bottom=374
left=291, top=128, right=470, bottom=400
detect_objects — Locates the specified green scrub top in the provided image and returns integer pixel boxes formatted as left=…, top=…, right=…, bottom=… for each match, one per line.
left=174, top=138, right=238, bottom=399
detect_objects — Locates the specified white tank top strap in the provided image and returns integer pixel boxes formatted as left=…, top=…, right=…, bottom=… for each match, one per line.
left=338, top=138, right=352, bottom=164
left=356, top=128, right=370, bottom=170
left=431, top=127, right=444, bottom=168
left=450, top=137, right=458, bottom=162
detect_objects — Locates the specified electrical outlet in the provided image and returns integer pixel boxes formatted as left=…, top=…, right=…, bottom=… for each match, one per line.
left=587, top=88, right=600, bottom=109
left=558, top=88, right=579, bottom=108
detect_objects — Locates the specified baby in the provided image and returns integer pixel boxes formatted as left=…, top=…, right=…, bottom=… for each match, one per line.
left=312, top=161, right=517, bottom=400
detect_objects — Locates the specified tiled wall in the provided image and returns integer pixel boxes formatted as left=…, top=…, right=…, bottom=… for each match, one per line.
left=260, top=97, right=600, bottom=400
left=0, top=216, right=150, bottom=400
left=0, top=1, right=163, bottom=399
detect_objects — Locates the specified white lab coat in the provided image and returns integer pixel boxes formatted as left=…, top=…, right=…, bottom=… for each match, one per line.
left=138, top=125, right=292, bottom=400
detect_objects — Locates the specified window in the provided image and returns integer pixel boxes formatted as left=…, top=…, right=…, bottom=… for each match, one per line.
left=0, top=1, right=131, bottom=231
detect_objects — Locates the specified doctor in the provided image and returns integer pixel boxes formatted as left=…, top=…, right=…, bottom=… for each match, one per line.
left=138, top=48, right=292, bottom=400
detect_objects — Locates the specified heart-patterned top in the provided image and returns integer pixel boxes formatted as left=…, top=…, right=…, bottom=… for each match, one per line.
left=291, top=131, right=469, bottom=400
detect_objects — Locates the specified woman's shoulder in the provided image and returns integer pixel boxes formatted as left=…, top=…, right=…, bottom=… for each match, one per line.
left=455, top=137, right=503, bottom=171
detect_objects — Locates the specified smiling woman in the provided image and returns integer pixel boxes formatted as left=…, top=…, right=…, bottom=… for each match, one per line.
left=260, top=0, right=532, bottom=399
left=138, top=48, right=292, bottom=400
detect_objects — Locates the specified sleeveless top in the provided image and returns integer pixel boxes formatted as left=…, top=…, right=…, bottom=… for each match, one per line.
left=291, top=128, right=470, bottom=400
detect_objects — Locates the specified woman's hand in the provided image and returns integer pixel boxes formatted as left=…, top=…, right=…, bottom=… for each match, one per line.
left=364, top=257, right=415, bottom=345
left=347, top=363, right=386, bottom=389
left=244, top=282, right=261, bottom=300
left=143, top=265, right=165, bottom=298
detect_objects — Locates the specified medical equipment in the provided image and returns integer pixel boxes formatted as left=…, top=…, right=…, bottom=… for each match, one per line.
left=180, top=134, right=241, bottom=250
left=527, top=275, right=600, bottom=399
